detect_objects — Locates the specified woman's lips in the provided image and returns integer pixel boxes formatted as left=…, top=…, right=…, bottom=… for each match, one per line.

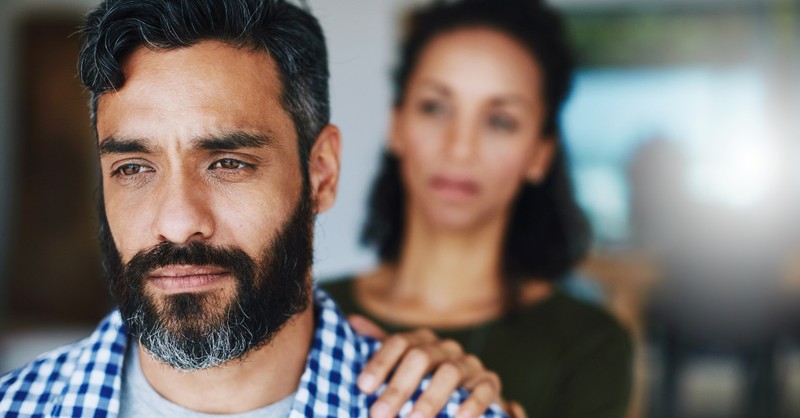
left=429, top=175, right=480, bottom=200
left=148, top=265, right=231, bottom=293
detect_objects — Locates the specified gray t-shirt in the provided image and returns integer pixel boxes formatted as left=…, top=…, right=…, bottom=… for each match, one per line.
left=120, top=346, right=294, bottom=418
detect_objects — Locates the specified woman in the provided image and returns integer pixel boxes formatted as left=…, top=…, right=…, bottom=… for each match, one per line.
left=324, top=0, right=633, bottom=416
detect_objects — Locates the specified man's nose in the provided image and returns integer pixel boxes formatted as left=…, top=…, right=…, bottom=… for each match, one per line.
left=151, top=173, right=215, bottom=245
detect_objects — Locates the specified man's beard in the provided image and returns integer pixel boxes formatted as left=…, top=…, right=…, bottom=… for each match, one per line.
left=99, top=187, right=314, bottom=371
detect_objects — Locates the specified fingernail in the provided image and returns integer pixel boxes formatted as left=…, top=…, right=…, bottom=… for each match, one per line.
left=409, top=411, right=424, bottom=418
left=372, top=401, right=390, bottom=418
left=358, top=373, right=376, bottom=391
left=456, top=411, right=474, bottom=418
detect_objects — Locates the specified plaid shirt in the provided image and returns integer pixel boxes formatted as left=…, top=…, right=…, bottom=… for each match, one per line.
left=1, top=289, right=506, bottom=418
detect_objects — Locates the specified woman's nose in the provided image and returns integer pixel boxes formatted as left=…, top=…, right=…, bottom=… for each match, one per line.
left=443, top=118, right=479, bottom=161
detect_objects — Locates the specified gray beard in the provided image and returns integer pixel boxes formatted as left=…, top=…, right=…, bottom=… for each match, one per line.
left=128, top=292, right=257, bottom=370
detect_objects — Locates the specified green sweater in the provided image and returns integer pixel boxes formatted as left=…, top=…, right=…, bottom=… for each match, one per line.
left=322, top=277, right=633, bottom=418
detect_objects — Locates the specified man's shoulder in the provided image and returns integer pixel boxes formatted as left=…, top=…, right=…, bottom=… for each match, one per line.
left=0, top=340, right=84, bottom=415
left=0, top=311, right=127, bottom=416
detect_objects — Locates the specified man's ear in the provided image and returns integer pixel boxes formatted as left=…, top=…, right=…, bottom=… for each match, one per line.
left=309, top=124, right=341, bottom=214
left=525, top=137, right=556, bottom=184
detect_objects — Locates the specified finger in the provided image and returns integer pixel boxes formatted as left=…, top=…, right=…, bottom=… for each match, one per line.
left=459, top=356, right=501, bottom=397
left=454, top=379, right=499, bottom=418
left=408, top=361, right=462, bottom=418
left=437, top=338, right=465, bottom=358
left=394, top=347, right=484, bottom=418
left=449, top=356, right=500, bottom=418
left=348, top=314, right=388, bottom=340
left=358, top=329, right=437, bottom=393
left=371, top=344, right=451, bottom=418
left=505, top=401, right=527, bottom=418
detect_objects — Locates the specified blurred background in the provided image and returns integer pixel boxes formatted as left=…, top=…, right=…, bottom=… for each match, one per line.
left=0, top=0, right=797, bottom=417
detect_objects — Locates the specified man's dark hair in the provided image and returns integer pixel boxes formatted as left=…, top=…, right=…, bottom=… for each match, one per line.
left=78, top=0, right=329, bottom=170
left=362, top=0, right=591, bottom=300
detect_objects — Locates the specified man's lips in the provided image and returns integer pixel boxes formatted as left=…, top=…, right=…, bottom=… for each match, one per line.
left=147, top=265, right=231, bottom=293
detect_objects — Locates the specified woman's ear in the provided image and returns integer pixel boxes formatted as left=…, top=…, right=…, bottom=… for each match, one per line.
left=309, top=124, right=342, bottom=214
left=388, top=107, right=405, bottom=157
left=525, top=137, right=556, bottom=184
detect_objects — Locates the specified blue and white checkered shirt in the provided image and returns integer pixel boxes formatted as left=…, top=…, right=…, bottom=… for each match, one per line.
left=1, top=289, right=506, bottom=417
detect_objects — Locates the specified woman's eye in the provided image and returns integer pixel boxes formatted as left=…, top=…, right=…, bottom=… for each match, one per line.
left=419, top=99, right=447, bottom=116
left=211, top=158, right=247, bottom=170
left=488, top=114, right=518, bottom=132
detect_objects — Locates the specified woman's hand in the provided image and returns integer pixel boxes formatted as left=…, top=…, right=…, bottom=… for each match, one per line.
left=505, top=401, right=527, bottom=418
left=348, top=314, right=511, bottom=418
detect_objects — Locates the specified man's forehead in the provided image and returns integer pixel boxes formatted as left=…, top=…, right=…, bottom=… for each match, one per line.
left=110, top=41, right=281, bottom=100
left=124, top=41, right=274, bottom=74
left=96, top=40, right=295, bottom=146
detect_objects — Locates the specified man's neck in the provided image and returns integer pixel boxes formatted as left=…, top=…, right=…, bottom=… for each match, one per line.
left=136, top=306, right=314, bottom=414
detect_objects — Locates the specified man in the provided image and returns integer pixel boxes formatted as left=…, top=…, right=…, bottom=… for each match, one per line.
left=0, top=0, right=506, bottom=416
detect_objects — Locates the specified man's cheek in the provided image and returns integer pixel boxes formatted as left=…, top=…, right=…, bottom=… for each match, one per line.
left=108, top=204, right=148, bottom=252
left=110, top=228, right=141, bottom=264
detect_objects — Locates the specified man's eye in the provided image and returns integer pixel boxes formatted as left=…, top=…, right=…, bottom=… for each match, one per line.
left=115, top=164, right=144, bottom=176
left=211, top=158, right=247, bottom=170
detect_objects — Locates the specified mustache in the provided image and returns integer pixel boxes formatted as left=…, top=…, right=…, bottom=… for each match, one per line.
left=123, top=241, right=257, bottom=285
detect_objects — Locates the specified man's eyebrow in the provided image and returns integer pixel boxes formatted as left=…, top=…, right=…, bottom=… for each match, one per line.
left=98, top=136, right=153, bottom=155
left=193, top=131, right=275, bottom=151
